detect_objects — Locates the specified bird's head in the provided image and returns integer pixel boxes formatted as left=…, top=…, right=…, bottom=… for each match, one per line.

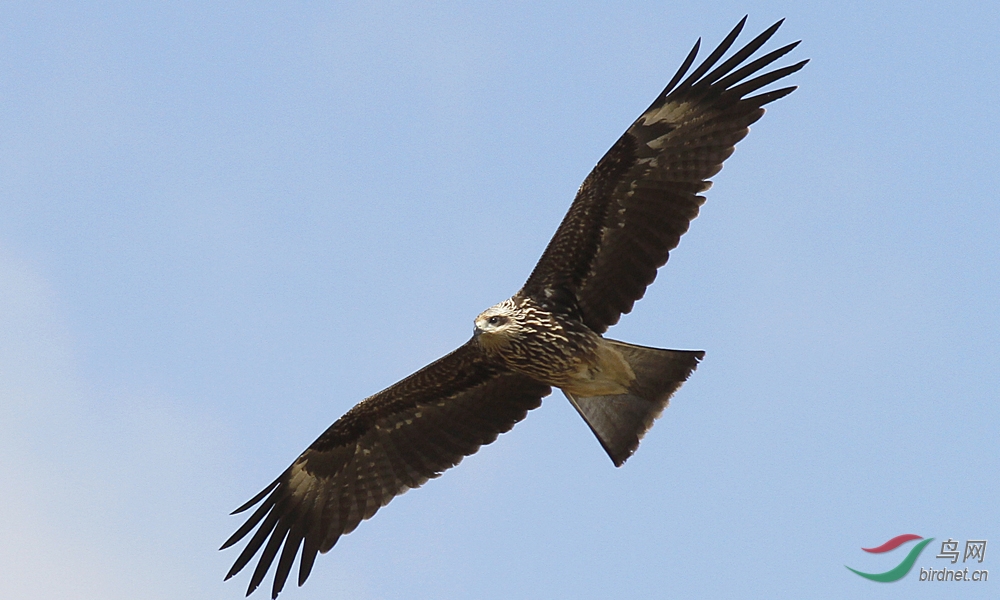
left=474, top=301, right=519, bottom=349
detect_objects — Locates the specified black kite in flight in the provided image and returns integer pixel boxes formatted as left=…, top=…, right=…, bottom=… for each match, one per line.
left=223, top=17, right=806, bottom=598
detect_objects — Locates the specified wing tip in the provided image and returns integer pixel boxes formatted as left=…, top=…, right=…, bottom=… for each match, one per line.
left=231, top=477, right=281, bottom=515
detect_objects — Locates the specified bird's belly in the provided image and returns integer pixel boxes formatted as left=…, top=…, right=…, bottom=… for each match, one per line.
left=557, top=341, right=635, bottom=397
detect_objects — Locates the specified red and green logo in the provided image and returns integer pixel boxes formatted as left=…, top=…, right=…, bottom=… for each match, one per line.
left=846, top=534, right=934, bottom=582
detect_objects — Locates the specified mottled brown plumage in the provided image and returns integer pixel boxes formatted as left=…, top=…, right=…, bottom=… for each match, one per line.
left=523, top=18, right=805, bottom=333
left=223, top=17, right=806, bottom=598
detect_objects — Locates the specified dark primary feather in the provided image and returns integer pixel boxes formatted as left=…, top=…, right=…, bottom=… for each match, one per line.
left=522, top=18, right=807, bottom=333
left=222, top=340, right=550, bottom=598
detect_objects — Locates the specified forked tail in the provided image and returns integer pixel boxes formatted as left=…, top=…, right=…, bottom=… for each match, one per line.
left=565, top=340, right=704, bottom=466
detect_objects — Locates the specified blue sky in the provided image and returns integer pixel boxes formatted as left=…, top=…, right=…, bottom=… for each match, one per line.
left=1, top=2, right=997, bottom=599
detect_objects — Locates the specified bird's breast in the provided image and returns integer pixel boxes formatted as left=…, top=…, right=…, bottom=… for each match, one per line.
left=481, top=304, right=633, bottom=395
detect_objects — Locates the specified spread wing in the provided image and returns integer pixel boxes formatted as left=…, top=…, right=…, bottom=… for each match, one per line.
left=221, top=340, right=551, bottom=598
left=521, top=18, right=808, bottom=333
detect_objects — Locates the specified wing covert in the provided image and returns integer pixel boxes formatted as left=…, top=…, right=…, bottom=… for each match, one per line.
left=221, top=340, right=551, bottom=598
left=521, top=18, right=807, bottom=333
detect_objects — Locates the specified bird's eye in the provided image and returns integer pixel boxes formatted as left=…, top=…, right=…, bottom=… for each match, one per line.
left=488, top=316, right=500, bottom=325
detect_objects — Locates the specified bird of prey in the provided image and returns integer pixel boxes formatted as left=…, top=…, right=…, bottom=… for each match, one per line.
left=223, top=17, right=806, bottom=598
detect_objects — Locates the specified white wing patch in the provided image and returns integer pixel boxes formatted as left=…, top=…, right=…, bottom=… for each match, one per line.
left=287, top=460, right=316, bottom=499
left=641, top=100, right=693, bottom=127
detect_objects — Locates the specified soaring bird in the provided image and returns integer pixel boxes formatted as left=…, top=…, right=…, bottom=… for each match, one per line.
left=223, top=17, right=806, bottom=598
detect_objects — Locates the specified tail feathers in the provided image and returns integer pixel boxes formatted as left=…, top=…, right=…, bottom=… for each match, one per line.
left=566, top=341, right=704, bottom=467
